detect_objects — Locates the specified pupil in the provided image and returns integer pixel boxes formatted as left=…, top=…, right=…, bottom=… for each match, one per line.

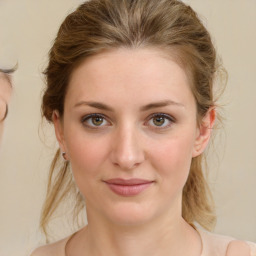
left=92, top=117, right=103, bottom=126
left=153, top=117, right=164, bottom=126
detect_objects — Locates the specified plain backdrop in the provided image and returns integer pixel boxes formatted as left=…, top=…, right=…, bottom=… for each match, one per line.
left=0, top=0, right=255, bottom=255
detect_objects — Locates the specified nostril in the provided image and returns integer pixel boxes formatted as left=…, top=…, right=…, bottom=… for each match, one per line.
left=112, top=157, right=143, bottom=170
left=110, top=130, right=145, bottom=169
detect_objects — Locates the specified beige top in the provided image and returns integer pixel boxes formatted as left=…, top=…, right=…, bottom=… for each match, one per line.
left=31, top=229, right=256, bottom=256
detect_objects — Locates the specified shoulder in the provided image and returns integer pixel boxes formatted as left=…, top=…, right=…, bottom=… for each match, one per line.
left=226, top=240, right=251, bottom=256
left=30, top=245, right=55, bottom=256
left=198, top=229, right=256, bottom=256
left=30, top=236, right=70, bottom=256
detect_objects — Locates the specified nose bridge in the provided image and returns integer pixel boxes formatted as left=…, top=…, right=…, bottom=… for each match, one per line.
left=110, top=122, right=144, bottom=169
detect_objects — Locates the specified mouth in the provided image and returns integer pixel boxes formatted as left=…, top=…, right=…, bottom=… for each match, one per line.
left=103, top=178, right=154, bottom=197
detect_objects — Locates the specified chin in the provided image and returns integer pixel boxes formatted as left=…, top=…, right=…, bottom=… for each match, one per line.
left=104, top=201, right=157, bottom=226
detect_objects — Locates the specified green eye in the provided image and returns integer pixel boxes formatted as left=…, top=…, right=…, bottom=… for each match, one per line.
left=82, top=114, right=110, bottom=128
left=152, top=116, right=165, bottom=126
left=148, top=113, right=174, bottom=129
left=91, top=116, right=104, bottom=126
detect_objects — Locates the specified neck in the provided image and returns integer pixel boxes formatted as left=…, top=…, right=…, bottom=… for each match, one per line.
left=67, top=206, right=202, bottom=256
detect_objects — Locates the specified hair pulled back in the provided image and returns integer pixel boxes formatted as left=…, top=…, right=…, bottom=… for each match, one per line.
left=41, top=0, right=222, bottom=236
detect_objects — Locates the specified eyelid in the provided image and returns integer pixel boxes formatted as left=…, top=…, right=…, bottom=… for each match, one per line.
left=148, top=112, right=175, bottom=121
left=80, top=112, right=175, bottom=129
left=81, top=113, right=111, bottom=128
left=145, top=112, right=175, bottom=128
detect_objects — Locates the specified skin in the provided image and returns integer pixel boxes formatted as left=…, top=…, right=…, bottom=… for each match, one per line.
left=226, top=241, right=251, bottom=256
left=0, top=73, right=12, bottom=143
left=54, top=48, right=215, bottom=256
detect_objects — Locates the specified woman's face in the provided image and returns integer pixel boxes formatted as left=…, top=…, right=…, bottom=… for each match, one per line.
left=54, top=48, right=214, bottom=225
left=0, top=74, right=12, bottom=143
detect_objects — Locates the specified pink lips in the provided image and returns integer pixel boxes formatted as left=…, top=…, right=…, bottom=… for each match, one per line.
left=104, top=178, right=154, bottom=196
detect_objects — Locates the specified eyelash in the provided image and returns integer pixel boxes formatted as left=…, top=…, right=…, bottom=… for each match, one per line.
left=81, top=113, right=175, bottom=129
left=146, top=113, right=175, bottom=129
left=81, top=113, right=110, bottom=129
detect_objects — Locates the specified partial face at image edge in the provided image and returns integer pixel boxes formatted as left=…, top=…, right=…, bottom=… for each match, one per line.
left=0, top=73, right=12, bottom=143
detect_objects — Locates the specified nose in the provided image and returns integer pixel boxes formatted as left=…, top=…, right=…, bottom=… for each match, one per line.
left=110, top=125, right=145, bottom=170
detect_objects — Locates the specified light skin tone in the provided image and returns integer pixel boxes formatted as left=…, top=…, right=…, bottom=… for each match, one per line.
left=0, top=73, right=12, bottom=143
left=53, top=48, right=215, bottom=256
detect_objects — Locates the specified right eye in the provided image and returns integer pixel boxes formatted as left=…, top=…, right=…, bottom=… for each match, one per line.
left=81, top=114, right=110, bottom=128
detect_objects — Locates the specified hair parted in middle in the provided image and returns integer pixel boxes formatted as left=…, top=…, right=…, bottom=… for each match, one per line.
left=41, top=0, right=225, bottom=237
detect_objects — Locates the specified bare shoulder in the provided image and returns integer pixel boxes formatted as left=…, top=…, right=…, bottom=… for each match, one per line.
left=30, top=244, right=55, bottom=256
left=198, top=229, right=256, bottom=256
left=226, top=240, right=251, bottom=256
left=30, top=237, right=69, bottom=256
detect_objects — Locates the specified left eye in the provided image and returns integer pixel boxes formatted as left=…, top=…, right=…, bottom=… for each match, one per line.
left=82, top=114, right=110, bottom=128
left=147, top=114, right=174, bottom=128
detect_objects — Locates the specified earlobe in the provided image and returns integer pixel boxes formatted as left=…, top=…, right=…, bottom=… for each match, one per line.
left=192, top=108, right=216, bottom=157
left=52, top=110, right=67, bottom=155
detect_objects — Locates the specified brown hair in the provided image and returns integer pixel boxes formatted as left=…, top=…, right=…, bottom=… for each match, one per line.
left=41, top=0, right=225, bottom=237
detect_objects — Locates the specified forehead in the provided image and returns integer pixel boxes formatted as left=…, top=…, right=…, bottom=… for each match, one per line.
left=66, top=48, right=196, bottom=110
left=70, top=47, right=190, bottom=85
left=70, top=47, right=192, bottom=87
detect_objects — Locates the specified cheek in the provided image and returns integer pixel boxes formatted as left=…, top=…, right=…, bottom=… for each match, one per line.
left=65, top=132, right=110, bottom=185
left=149, top=134, right=195, bottom=187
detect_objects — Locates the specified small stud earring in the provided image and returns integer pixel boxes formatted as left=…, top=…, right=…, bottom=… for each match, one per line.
left=62, top=152, right=68, bottom=161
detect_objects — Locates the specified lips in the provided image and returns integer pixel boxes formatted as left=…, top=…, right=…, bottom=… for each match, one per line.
left=104, top=178, right=154, bottom=196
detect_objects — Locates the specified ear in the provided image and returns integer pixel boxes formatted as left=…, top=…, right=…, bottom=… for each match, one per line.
left=52, top=110, right=68, bottom=157
left=192, top=107, right=216, bottom=157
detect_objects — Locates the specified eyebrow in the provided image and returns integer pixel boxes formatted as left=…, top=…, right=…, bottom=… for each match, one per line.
left=74, top=100, right=184, bottom=112
left=74, top=101, right=114, bottom=111
left=140, top=100, right=184, bottom=111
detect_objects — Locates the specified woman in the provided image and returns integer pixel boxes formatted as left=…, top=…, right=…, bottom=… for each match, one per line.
left=0, top=68, right=13, bottom=143
left=32, top=0, right=256, bottom=255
